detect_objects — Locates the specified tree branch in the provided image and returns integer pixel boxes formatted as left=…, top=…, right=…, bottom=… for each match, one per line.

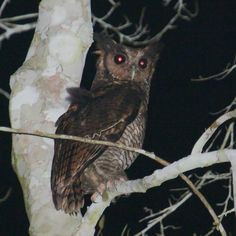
left=0, top=126, right=164, bottom=163
left=0, top=188, right=12, bottom=203
left=0, top=125, right=229, bottom=235
left=93, top=0, right=198, bottom=46
left=192, top=54, right=236, bottom=82
left=0, top=88, right=10, bottom=99
left=75, top=149, right=233, bottom=236
left=0, top=0, right=10, bottom=17
left=192, top=111, right=236, bottom=154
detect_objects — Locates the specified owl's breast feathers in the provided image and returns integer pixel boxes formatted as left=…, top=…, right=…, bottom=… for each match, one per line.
left=51, top=81, right=146, bottom=213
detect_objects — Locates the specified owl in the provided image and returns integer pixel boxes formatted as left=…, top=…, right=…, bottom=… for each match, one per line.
left=51, top=33, right=161, bottom=214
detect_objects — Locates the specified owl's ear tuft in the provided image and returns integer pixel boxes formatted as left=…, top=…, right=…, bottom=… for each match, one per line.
left=94, top=33, right=117, bottom=53
left=144, top=41, right=164, bottom=62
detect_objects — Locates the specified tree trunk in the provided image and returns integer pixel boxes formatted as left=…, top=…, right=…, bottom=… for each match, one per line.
left=9, top=0, right=92, bottom=235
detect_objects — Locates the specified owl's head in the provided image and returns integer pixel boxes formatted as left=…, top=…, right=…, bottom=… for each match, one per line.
left=94, top=33, right=162, bottom=84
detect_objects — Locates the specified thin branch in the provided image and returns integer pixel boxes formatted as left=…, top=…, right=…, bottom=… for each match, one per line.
left=192, top=54, right=236, bottom=82
left=74, top=149, right=233, bottom=236
left=195, top=171, right=231, bottom=187
left=136, top=191, right=191, bottom=235
left=180, top=173, right=225, bottom=234
left=210, top=96, right=236, bottom=115
left=192, top=111, right=236, bottom=154
left=100, top=0, right=120, bottom=21
left=0, top=126, right=164, bottom=163
left=0, top=22, right=36, bottom=42
left=149, top=151, right=225, bottom=235
left=205, top=129, right=222, bottom=152
left=0, top=125, right=228, bottom=235
left=121, top=224, right=130, bottom=236
left=0, top=12, right=37, bottom=43
left=93, top=0, right=198, bottom=46
left=0, top=0, right=10, bottom=17
left=0, top=88, right=10, bottom=99
left=218, top=208, right=234, bottom=218
left=220, top=122, right=235, bottom=149
left=137, top=171, right=231, bottom=236
left=137, top=0, right=198, bottom=45
left=217, top=175, right=233, bottom=223
left=0, top=188, right=12, bottom=203
left=0, top=13, right=38, bottom=22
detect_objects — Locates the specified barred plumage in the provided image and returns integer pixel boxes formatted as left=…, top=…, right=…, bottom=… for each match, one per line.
left=51, top=33, right=161, bottom=214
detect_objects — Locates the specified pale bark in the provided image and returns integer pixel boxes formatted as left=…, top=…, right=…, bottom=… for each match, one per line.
left=9, top=0, right=92, bottom=235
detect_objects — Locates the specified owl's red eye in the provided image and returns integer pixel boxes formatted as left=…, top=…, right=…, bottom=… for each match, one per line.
left=114, top=54, right=126, bottom=64
left=138, top=58, right=147, bottom=69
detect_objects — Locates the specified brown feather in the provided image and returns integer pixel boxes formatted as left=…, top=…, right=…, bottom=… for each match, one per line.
left=51, top=34, right=161, bottom=214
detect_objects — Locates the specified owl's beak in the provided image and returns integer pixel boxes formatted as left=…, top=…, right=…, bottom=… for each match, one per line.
left=131, top=66, right=136, bottom=80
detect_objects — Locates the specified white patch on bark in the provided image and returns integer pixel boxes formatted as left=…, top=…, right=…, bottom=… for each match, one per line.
left=51, top=6, right=67, bottom=25
left=48, top=32, right=82, bottom=65
left=11, top=86, right=39, bottom=109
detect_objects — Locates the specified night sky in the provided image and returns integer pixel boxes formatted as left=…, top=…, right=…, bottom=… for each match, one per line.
left=0, top=0, right=236, bottom=235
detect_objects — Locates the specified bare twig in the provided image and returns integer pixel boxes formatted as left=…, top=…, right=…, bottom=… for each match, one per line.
left=92, top=6, right=148, bottom=44
left=135, top=191, right=191, bottom=235
left=217, top=175, right=233, bottom=223
left=220, top=122, right=235, bottom=149
left=0, top=188, right=12, bottom=203
left=195, top=171, right=231, bottom=187
left=93, top=0, right=198, bottom=46
left=210, top=97, right=236, bottom=115
left=100, top=0, right=120, bottom=21
left=136, top=170, right=231, bottom=236
left=0, top=0, right=10, bottom=17
left=0, top=21, right=36, bottom=42
left=0, top=125, right=227, bottom=235
left=75, top=149, right=233, bottom=236
left=192, top=111, right=236, bottom=154
left=0, top=126, right=164, bottom=163
left=1, top=13, right=38, bottom=22
left=138, top=0, right=199, bottom=45
left=218, top=208, right=234, bottom=218
left=192, top=54, right=236, bottom=82
left=0, top=12, right=37, bottom=43
left=0, top=88, right=10, bottom=99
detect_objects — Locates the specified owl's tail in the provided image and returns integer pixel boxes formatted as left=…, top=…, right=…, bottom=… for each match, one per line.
left=52, top=182, right=84, bottom=214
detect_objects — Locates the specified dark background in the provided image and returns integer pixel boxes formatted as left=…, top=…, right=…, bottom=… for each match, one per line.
left=0, top=0, right=236, bottom=235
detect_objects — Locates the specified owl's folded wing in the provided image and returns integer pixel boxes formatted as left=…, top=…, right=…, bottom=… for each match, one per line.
left=51, top=85, right=142, bottom=206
